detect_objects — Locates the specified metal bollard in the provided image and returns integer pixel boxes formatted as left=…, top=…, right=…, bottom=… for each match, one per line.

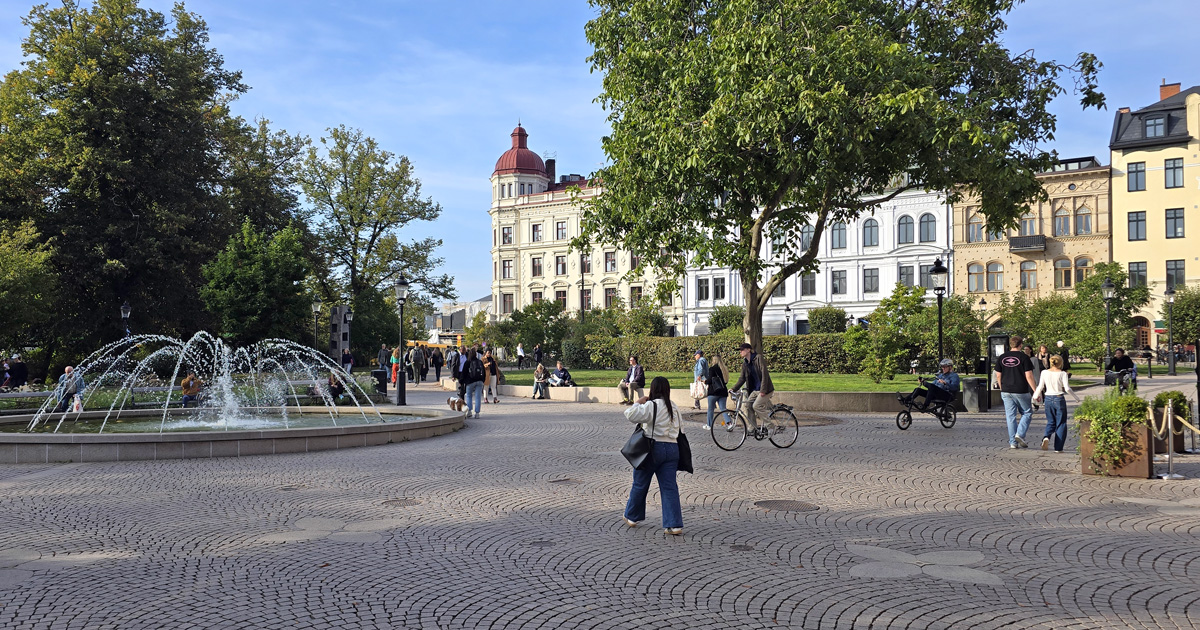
left=1158, top=400, right=1185, bottom=480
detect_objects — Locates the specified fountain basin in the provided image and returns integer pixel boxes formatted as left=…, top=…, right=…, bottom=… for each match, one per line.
left=0, top=406, right=463, bottom=464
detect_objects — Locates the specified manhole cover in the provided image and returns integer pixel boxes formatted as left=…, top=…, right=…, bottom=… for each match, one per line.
left=1039, top=468, right=1071, bottom=475
left=548, top=478, right=580, bottom=484
left=755, top=500, right=819, bottom=512
left=382, top=498, right=421, bottom=507
left=528, top=541, right=555, bottom=548
left=730, top=544, right=755, bottom=552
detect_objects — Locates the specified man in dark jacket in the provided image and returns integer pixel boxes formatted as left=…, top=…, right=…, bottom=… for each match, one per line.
left=731, top=343, right=775, bottom=436
left=377, top=344, right=391, bottom=371
left=8, top=355, right=27, bottom=387
left=618, top=355, right=645, bottom=404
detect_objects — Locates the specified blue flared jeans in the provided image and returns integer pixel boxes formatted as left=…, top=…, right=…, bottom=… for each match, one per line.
left=1001, top=392, right=1033, bottom=446
left=624, top=441, right=682, bottom=529
left=1041, top=394, right=1068, bottom=452
left=706, top=394, right=728, bottom=428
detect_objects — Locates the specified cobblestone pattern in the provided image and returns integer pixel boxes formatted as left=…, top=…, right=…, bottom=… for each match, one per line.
left=1, top=388, right=1198, bottom=629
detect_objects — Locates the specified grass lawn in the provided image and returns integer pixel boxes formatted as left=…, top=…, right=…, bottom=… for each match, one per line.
left=505, top=369, right=935, bottom=393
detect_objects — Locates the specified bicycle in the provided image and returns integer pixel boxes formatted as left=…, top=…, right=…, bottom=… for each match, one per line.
left=1105, top=368, right=1135, bottom=395
left=711, top=390, right=799, bottom=451
left=895, top=377, right=957, bottom=430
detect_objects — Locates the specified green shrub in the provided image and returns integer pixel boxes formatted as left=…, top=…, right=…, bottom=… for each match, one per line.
left=1152, top=390, right=1191, bottom=417
left=1076, top=390, right=1149, bottom=474
left=809, top=306, right=847, bottom=333
left=582, top=329, right=856, bottom=374
left=707, top=304, right=745, bottom=335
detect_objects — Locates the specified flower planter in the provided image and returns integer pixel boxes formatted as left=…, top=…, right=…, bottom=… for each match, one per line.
left=1079, top=420, right=1153, bottom=478
left=1151, top=408, right=1187, bottom=454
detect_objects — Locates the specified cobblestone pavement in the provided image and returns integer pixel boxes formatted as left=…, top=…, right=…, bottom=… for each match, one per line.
left=2, top=387, right=1200, bottom=629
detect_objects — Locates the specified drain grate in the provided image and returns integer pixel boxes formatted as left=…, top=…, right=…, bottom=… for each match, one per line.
left=755, top=500, right=819, bottom=512
left=527, top=541, right=555, bottom=548
left=730, top=544, right=755, bottom=552
left=1039, top=468, right=1071, bottom=475
left=382, top=498, right=421, bottom=507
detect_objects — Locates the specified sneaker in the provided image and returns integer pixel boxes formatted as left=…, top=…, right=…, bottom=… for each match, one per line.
left=1009, top=444, right=1018, bottom=449
left=665, top=527, right=682, bottom=535
left=623, top=517, right=637, bottom=527
left=1041, top=437, right=1050, bottom=451
left=1014, top=435, right=1027, bottom=448
left=702, top=425, right=711, bottom=431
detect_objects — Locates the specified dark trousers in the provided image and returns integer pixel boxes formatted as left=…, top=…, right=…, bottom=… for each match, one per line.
left=434, top=366, right=442, bottom=381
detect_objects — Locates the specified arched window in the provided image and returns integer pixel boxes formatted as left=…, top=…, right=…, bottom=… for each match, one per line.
left=799, top=225, right=814, bottom=251
left=919, top=213, right=936, bottom=242
left=862, top=219, right=879, bottom=247
left=1075, top=206, right=1092, bottom=235
left=967, top=214, right=984, bottom=243
left=986, top=262, right=1004, bottom=292
left=897, top=216, right=914, bottom=244
left=830, top=222, right=847, bottom=249
left=1054, top=258, right=1072, bottom=288
left=1074, top=257, right=1093, bottom=284
left=968, top=263, right=984, bottom=292
left=519, top=183, right=525, bottom=195
left=1020, top=261, right=1037, bottom=289
left=1019, top=212, right=1037, bottom=236
left=1053, top=207, right=1070, bottom=236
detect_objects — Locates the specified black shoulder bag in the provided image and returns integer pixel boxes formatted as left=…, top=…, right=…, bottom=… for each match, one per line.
left=620, top=402, right=657, bottom=470
left=675, top=404, right=694, bottom=474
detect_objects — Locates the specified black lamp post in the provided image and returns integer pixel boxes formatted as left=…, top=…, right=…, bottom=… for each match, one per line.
left=1166, top=287, right=1176, bottom=376
left=393, top=274, right=409, bottom=406
left=311, top=298, right=322, bottom=350
left=577, top=278, right=586, bottom=324
left=1101, top=278, right=1116, bottom=370
left=930, top=258, right=949, bottom=361
left=120, top=301, right=131, bottom=338
left=344, top=307, right=354, bottom=360
left=672, top=315, right=679, bottom=337
left=783, top=305, right=791, bottom=335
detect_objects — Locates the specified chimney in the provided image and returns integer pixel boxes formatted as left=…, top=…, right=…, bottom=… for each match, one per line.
left=1160, top=79, right=1181, bottom=101
left=1118, top=107, right=1130, bottom=114
left=545, top=158, right=555, bottom=183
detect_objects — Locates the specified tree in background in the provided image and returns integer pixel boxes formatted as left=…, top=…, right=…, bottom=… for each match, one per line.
left=0, top=220, right=55, bottom=351
left=809, top=307, right=848, bottom=334
left=845, top=286, right=927, bottom=383
left=707, top=304, right=745, bottom=335
left=1164, top=284, right=1200, bottom=349
left=581, top=0, right=1103, bottom=349
left=618, top=302, right=668, bottom=337
left=909, top=295, right=983, bottom=372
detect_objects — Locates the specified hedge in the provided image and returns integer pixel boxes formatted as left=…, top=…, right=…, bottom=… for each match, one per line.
left=584, top=330, right=859, bottom=374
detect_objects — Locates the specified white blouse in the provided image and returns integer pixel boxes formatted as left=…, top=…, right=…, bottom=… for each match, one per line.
left=1033, top=370, right=1078, bottom=401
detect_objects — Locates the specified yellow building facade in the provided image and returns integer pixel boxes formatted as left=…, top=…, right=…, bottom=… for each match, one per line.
left=1110, top=82, right=1200, bottom=346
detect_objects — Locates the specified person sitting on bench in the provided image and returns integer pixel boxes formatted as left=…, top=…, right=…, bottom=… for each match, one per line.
left=180, top=371, right=203, bottom=408
left=903, top=359, right=960, bottom=410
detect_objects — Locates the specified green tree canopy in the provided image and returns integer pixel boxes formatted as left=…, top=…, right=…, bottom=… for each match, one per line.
left=707, top=304, right=745, bottom=335
left=0, top=219, right=55, bottom=350
left=1164, top=283, right=1200, bottom=346
left=809, top=307, right=848, bottom=334
left=581, top=0, right=1103, bottom=348
left=845, top=285, right=926, bottom=382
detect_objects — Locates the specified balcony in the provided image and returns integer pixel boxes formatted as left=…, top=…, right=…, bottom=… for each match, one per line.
left=1009, top=235, right=1045, bottom=252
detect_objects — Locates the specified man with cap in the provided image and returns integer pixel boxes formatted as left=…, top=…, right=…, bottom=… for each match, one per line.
left=730, top=343, right=775, bottom=437
left=903, top=359, right=960, bottom=410
left=691, top=349, right=709, bottom=410
left=9, top=355, right=27, bottom=388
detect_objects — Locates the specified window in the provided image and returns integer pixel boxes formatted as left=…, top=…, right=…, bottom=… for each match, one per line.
left=519, top=183, right=525, bottom=195
left=918, top=214, right=936, bottom=242
left=507, top=183, right=512, bottom=197
left=1019, top=212, right=1037, bottom=236
left=555, top=221, right=567, bottom=240
left=1020, top=262, right=1037, bottom=289
left=531, top=257, right=543, bottom=277
left=863, top=268, right=879, bottom=293
left=1053, top=208, right=1071, bottom=236
left=1128, top=211, right=1146, bottom=241
left=967, top=263, right=984, bottom=292
left=795, top=320, right=810, bottom=335
left=630, top=286, right=643, bottom=306
left=531, top=224, right=543, bottom=242
left=501, top=260, right=513, bottom=279
left=555, top=255, right=567, bottom=275
left=967, top=215, right=984, bottom=243
left=799, top=225, right=814, bottom=251
left=801, top=272, right=816, bottom=296
left=713, top=277, right=725, bottom=300
left=631, top=254, right=641, bottom=269
left=1128, top=262, right=1147, bottom=288
left=501, top=293, right=514, bottom=314
left=1054, top=259, right=1072, bottom=289
left=1165, top=158, right=1184, bottom=189
left=581, top=289, right=592, bottom=310
left=555, top=290, right=567, bottom=307
left=1167, top=260, right=1185, bottom=290
left=770, top=233, right=785, bottom=258
left=899, top=265, right=914, bottom=288
left=831, top=270, right=847, bottom=294
left=696, top=278, right=710, bottom=301
left=604, top=287, right=617, bottom=308
left=897, top=216, right=914, bottom=244
left=772, top=283, right=785, bottom=298
left=1145, top=117, right=1164, bottom=138
left=830, top=222, right=847, bottom=249
left=1166, top=208, right=1185, bottom=238
left=580, top=254, right=592, bottom=273
left=986, top=262, right=1003, bottom=292
left=501, top=226, right=513, bottom=245
left=1128, top=162, right=1145, bottom=192
left=604, top=251, right=617, bottom=272
left=531, top=291, right=542, bottom=303
left=1075, top=206, right=1091, bottom=235
left=862, top=219, right=879, bottom=247
left=919, top=264, right=934, bottom=289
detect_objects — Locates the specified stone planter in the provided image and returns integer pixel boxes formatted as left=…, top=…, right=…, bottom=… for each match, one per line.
left=1151, top=408, right=1187, bottom=454
left=1078, top=420, right=1153, bottom=478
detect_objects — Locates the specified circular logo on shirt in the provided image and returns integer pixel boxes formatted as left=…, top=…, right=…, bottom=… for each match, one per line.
left=1000, top=356, right=1022, bottom=368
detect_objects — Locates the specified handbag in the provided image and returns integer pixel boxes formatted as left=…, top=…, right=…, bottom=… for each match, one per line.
left=677, top=431, right=693, bottom=474
left=620, top=402, right=657, bottom=470
left=689, top=380, right=708, bottom=400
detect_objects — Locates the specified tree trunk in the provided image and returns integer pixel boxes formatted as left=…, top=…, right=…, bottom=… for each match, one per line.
left=742, top=281, right=764, bottom=351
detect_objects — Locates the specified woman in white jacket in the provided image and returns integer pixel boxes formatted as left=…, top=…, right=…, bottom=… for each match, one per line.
left=622, top=376, right=684, bottom=535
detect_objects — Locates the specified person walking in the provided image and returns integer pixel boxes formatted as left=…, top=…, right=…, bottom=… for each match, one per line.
left=994, top=335, right=1037, bottom=449
left=730, top=343, right=775, bottom=437
left=460, top=349, right=486, bottom=418
left=516, top=343, right=526, bottom=370
left=691, top=350, right=709, bottom=410
left=420, top=347, right=431, bottom=382
left=1033, top=354, right=1079, bottom=453
left=704, top=353, right=730, bottom=431
left=431, top=347, right=445, bottom=382
left=532, top=363, right=550, bottom=399
left=482, top=349, right=502, bottom=403
left=533, top=343, right=543, bottom=367
left=377, top=344, right=390, bottom=372
left=410, top=346, right=426, bottom=386
left=622, top=376, right=684, bottom=535
left=9, top=355, right=27, bottom=387
left=618, top=355, right=646, bottom=404
left=340, top=348, right=354, bottom=374
left=390, top=348, right=401, bottom=384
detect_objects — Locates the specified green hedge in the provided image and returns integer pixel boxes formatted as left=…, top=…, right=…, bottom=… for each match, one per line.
left=584, top=330, right=858, bottom=374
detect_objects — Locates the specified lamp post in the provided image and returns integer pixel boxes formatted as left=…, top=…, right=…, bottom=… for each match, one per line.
left=1166, top=287, right=1176, bottom=376
left=577, top=278, right=586, bottom=324
left=783, top=305, right=791, bottom=335
left=393, top=274, right=409, bottom=406
left=1101, top=278, right=1116, bottom=370
left=672, top=315, right=679, bottom=337
left=344, top=307, right=354, bottom=359
left=120, top=301, right=131, bottom=338
left=310, top=298, right=322, bottom=350
left=978, top=298, right=987, bottom=373
left=930, top=258, right=949, bottom=361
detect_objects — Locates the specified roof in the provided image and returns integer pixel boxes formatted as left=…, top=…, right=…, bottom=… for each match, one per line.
left=493, top=125, right=546, bottom=176
left=1110, top=86, right=1199, bottom=151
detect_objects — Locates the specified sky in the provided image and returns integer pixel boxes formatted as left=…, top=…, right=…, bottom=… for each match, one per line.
left=1, top=1, right=1195, bottom=303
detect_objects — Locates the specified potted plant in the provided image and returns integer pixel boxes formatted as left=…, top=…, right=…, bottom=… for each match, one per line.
left=1152, top=391, right=1191, bottom=454
left=1075, top=391, right=1152, bottom=478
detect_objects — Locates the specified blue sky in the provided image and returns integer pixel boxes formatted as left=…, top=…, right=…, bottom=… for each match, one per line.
left=1, top=1, right=1194, bottom=302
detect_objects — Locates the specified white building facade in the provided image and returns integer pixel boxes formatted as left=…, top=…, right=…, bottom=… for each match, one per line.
left=683, top=188, right=955, bottom=335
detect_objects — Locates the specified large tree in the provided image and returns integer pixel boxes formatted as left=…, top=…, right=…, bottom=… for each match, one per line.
left=0, top=219, right=56, bottom=351
left=581, top=0, right=1103, bottom=348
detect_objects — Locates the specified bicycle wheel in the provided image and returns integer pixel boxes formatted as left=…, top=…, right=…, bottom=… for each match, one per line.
left=938, top=405, right=957, bottom=429
left=768, top=408, right=799, bottom=448
left=896, top=410, right=912, bottom=430
left=711, top=409, right=747, bottom=451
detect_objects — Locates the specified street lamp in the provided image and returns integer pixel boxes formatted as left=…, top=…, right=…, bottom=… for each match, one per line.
left=120, top=301, right=131, bottom=337
left=783, top=305, right=791, bottom=335
left=1101, top=278, right=1116, bottom=370
left=393, top=274, right=409, bottom=406
left=930, top=258, right=949, bottom=361
left=310, top=298, right=322, bottom=350
left=577, top=278, right=587, bottom=324
left=1166, top=287, right=1176, bottom=376
left=672, top=315, right=679, bottom=337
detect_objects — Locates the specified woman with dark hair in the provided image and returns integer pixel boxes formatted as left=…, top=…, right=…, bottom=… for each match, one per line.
left=622, top=376, right=684, bottom=535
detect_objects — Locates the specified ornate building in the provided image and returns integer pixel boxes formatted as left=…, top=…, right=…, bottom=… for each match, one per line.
left=488, top=125, right=682, bottom=325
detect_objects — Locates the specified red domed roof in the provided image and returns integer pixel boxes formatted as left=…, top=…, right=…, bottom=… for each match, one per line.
left=493, top=125, right=546, bottom=176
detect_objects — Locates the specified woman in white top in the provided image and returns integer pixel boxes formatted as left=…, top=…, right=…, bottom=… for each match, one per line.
left=622, top=376, right=684, bottom=535
left=1032, top=355, right=1079, bottom=452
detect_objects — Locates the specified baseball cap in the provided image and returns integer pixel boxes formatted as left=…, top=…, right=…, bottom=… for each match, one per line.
left=694, top=349, right=703, bottom=356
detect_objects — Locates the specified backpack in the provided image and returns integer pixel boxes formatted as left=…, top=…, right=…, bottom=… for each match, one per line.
left=465, top=359, right=485, bottom=382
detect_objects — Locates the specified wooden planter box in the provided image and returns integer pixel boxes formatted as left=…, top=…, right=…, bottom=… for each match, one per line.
left=1079, top=420, right=1153, bottom=478
left=1152, top=409, right=1187, bottom=454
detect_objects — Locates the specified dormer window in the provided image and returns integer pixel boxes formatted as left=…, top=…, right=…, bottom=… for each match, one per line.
left=1145, top=117, right=1164, bottom=138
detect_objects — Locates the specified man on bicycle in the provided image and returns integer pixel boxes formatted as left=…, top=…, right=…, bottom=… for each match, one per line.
left=904, top=359, right=960, bottom=410
left=1106, top=348, right=1137, bottom=389
left=731, top=342, right=774, bottom=437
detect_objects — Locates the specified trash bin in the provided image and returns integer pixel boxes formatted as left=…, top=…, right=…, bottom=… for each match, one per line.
left=962, top=377, right=987, bottom=413
left=371, top=369, right=388, bottom=395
